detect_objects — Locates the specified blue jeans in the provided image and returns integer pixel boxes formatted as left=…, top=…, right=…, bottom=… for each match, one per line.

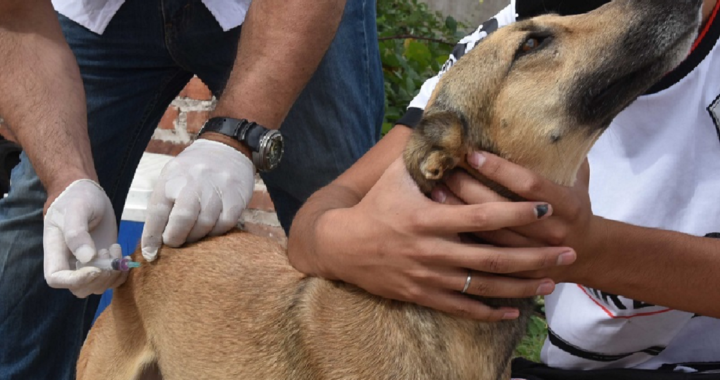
left=0, top=0, right=383, bottom=378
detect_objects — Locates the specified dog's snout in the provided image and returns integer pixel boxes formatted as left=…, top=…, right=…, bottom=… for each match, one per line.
left=627, top=0, right=703, bottom=20
left=616, top=0, right=703, bottom=61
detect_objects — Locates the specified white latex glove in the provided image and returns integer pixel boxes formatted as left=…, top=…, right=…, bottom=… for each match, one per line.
left=141, top=139, right=255, bottom=261
left=43, top=179, right=127, bottom=298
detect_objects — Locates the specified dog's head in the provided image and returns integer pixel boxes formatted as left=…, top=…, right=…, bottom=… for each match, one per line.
left=409, top=0, right=703, bottom=188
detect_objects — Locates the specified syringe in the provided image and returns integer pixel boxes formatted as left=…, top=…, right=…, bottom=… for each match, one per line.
left=75, top=257, right=141, bottom=272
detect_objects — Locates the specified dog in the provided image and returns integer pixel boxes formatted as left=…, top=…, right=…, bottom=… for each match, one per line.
left=77, top=0, right=702, bottom=378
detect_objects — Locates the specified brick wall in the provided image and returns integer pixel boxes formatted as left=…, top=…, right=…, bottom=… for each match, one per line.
left=148, top=77, right=287, bottom=246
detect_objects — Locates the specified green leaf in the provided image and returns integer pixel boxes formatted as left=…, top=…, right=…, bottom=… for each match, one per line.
left=445, top=16, right=458, bottom=34
left=404, top=40, right=432, bottom=68
left=377, top=0, right=470, bottom=135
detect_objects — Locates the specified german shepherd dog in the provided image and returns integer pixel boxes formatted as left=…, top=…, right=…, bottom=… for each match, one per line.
left=77, top=0, right=703, bottom=378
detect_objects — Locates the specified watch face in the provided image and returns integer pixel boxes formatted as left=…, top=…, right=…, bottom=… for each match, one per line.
left=264, top=133, right=284, bottom=171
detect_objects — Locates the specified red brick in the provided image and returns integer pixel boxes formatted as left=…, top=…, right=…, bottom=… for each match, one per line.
left=145, top=139, right=189, bottom=157
left=186, top=110, right=210, bottom=135
left=158, top=106, right=179, bottom=131
left=241, top=222, right=287, bottom=247
left=247, top=190, right=276, bottom=212
left=179, top=77, right=213, bottom=101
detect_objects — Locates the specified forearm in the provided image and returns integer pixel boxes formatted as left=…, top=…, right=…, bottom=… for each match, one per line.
left=209, top=0, right=346, bottom=129
left=287, top=125, right=413, bottom=276
left=570, top=218, right=720, bottom=317
left=0, top=1, right=95, bottom=206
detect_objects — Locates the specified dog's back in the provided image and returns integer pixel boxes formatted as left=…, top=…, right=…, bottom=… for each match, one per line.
left=78, top=231, right=527, bottom=379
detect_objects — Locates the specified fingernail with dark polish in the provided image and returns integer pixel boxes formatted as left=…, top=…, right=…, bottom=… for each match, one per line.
left=535, top=204, right=550, bottom=219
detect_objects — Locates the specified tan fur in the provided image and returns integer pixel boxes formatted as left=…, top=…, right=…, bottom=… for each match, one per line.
left=78, top=1, right=701, bottom=379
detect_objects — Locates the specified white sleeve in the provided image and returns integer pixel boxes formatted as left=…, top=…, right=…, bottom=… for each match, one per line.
left=399, top=1, right=519, bottom=127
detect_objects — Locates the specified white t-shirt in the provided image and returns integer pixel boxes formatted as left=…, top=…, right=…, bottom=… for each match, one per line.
left=52, top=0, right=251, bottom=35
left=401, top=0, right=720, bottom=373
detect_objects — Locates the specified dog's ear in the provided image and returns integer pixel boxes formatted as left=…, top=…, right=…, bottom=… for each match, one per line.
left=403, top=110, right=467, bottom=193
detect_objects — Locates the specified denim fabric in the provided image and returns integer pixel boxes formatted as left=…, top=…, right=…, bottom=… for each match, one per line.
left=0, top=0, right=383, bottom=378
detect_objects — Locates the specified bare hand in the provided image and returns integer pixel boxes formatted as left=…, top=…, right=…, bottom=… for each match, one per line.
left=312, top=158, right=576, bottom=321
left=438, top=152, right=605, bottom=282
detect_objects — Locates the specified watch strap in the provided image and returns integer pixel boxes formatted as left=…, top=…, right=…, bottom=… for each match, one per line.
left=244, top=123, right=269, bottom=152
left=199, top=117, right=259, bottom=152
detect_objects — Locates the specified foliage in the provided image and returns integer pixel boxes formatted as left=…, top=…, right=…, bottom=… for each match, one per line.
left=376, top=0, right=469, bottom=134
left=515, top=315, right=548, bottom=361
left=515, top=297, right=548, bottom=361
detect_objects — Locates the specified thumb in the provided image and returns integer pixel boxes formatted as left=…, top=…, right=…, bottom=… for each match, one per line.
left=62, top=204, right=98, bottom=264
left=141, top=182, right=174, bottom=262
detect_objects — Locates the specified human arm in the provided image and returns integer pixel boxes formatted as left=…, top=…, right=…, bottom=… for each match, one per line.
left=0, top=0, right=124, bottom=296
left=141, top=0, right=348, bottom=258
left=287, top=126, right=577, bottom=321
left=442, top=151, right=720, bottom=318
left=0, top=0, right=95, bottom=203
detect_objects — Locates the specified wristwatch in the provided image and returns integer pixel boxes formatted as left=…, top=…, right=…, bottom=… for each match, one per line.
left=198, top=117, right=284, bottom=172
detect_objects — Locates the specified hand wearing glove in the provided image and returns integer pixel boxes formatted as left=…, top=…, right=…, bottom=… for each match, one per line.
left=44, top=179, right=126, bottom=298
left=141, top=139, right=255, bottom=261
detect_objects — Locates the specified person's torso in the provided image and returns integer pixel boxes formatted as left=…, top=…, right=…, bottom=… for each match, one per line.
left=52, top=0, right=251, bottom=34
left=543, top=1, right=720, bottom=371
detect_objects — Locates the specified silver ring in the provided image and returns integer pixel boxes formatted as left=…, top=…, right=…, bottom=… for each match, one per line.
left=461, top=270, right=472, bottom=294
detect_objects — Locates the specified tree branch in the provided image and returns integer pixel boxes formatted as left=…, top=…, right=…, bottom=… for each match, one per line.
left=378, top=34, right=455, bottom=46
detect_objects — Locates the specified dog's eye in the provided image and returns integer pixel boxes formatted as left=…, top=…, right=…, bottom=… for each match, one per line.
left=515, top=33, right=552, bottom=59
left=522, top=38, right=540, bottom=52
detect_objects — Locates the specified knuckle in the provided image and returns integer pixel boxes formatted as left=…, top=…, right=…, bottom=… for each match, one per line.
left=410, top=269, right=431, bottom=283
left=171, top=212, right=195, bottom=227
left=483, top=159, right=503, bottom=178
left=566, top=199, right=582, bottom=221
left=211, top=221, right=235, bottom=236
left=480, top=310, right=504, bottom=322
left=64, top=228, right=85, bottom=242
left=468, top=210, right=490, bottom=229
left=480, top=254, right=508, bottom=273
left=545, top=229, right=567, bottom=246
left=540, top=252, right=557, bottom=269
left=448, top=303, right=474, bottom=319
left=416, top=241, right=444, bottom=263
left=470, top=279, right=494, bottom=296
left=164, top=160, right=182, bottom=173
left=163, top=236, right=184, bottom=247
left=401, top=284, right=424, bottom=302
left=519, top=177, right=544, bottom=195
left=195, top=216, right=216, bottom=231
left=44, top=275, right=57, bottom=287
left=407, top=209, right=431, bottom=230
left=525, top=282, right=542, bottom=297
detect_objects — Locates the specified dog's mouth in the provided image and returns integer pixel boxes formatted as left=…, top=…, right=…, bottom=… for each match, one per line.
left=577, top=66, right=652, bottom=126
left=590, top=69, right=645, bottom=110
